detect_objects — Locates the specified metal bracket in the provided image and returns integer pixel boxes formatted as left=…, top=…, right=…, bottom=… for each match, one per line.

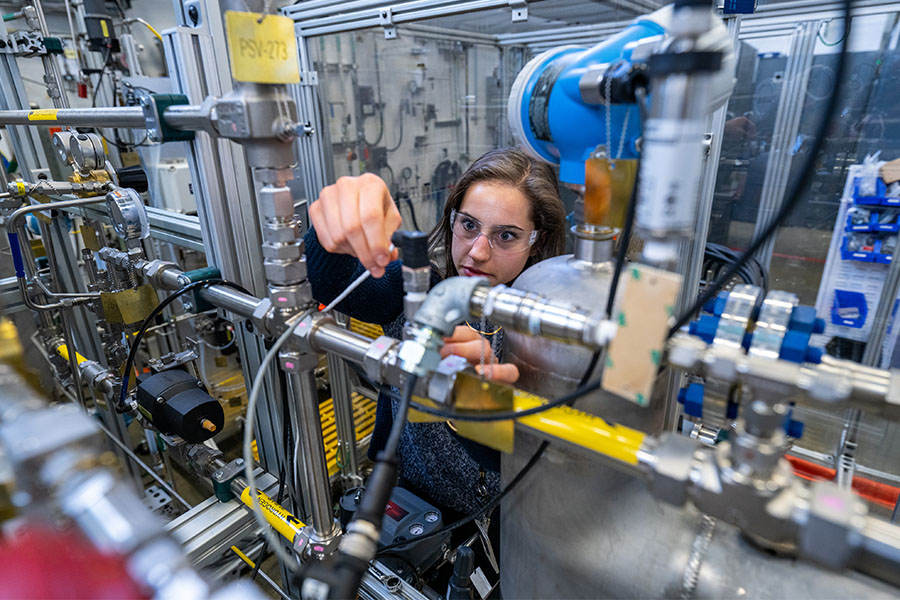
left=211, top=458, right=248, bottom=502
left=378, top=7, right=397, bottom=40
left=509, top=0, right=528, bottom=22
left=298, top=70, right=319, bottom=87
left=140, top=93, right=195, bottom=143
left=181, top=266, right=221, bottom=312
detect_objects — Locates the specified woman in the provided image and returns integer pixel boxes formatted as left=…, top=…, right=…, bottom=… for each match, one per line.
left=305, top=147, right=566, bottom=515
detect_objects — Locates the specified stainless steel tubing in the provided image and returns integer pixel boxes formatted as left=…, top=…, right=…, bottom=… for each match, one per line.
left=33, top=276, right=100, bottom=299
left=326, top=350, right=361, bottom=483
left=198, top=285, right=264, bottom=318
left=289, top=370, right=338, bottom=539
left=160, top=105, right=211, bottom=131
left=307, top=321, right=371, bottom=364
left=61, top=310, right=86, bottom=408
left=0, top=107, right=145, bottom=128
left=8, top=197, right=107, bottom=312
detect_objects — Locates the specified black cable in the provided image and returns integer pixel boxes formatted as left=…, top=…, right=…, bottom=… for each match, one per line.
left=604, top=109, right=644, bottom=320
left=386, top=103, right=404, bottom=153
left=91, top=47, right=112, bottom=108
left=363, top=111, right=385, bottom=147
left=405, top=379, right=603, bottom=423
left=386, top=373, right=416, bottom=455
left=669, top=0, right=853, bottom=337
left=117, top=278, right=252, bottom=412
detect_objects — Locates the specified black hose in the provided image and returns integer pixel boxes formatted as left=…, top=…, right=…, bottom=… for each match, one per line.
left=118, top=278, right=251, bottom=412
left=669, top=0, right=853, bottom=337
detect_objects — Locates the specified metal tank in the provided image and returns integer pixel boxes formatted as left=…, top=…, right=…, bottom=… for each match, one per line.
left=500, top=245, right=895, bottom=598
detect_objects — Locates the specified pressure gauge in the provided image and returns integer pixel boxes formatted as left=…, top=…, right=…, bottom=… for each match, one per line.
left=69, top=132, right=107, bottom=174
left=408, top=523, right=425, bottom=536
left=106, top=187, right=149, bottom=244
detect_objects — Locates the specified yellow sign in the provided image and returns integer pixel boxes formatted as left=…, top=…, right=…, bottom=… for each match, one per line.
left=224, top=11, right=300, bottom=85
left=100, top=19, right=110, bottom=38
left=27, top=109, right=58, bottom=121
left=240, top=487, right=305, bottom=543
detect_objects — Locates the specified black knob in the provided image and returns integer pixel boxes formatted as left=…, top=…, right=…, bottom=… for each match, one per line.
left=116, top=165, right=149, bottom=194
left=447, top=546, right=475, bottom=600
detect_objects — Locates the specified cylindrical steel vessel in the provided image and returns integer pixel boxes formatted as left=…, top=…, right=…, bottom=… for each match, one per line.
left=501, top=254, right=895, bottom=598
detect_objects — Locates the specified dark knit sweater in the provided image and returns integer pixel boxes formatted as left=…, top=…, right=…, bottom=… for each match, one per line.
left=304, top=227, right=500, bottom=515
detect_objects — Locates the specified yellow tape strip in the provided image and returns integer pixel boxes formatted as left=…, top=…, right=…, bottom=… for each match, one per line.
left=239, top=487, right=305, bottom=543
left=513, top=393, right=646, bottom=466
left=27, top=109, right=59, bottom=121
left=231, top=545, right=255, bottom=569
left=56, top=344, right=89, bottom=367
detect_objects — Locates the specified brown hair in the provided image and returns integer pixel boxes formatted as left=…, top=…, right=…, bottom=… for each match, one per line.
left=427, top=147, right=566, bottom=279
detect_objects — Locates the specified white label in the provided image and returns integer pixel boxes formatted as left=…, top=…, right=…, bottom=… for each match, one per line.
left=470, top=566, right=492, bottom=599
left=636, top=118, right=706, bottom=235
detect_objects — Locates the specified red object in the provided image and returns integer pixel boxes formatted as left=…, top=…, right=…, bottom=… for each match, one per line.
left=0, top=522, right=147, bottom=599
left=77, top=81, right=88, bottom=99
left=788, top=455, right=900, bottom=509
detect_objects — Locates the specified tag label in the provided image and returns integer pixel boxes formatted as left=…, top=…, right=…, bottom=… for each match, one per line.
left=27, top=109, right=58, bottom=121
left=225, top=11, right=300, bottom=85
left=602, top=264, right=681, bottom=406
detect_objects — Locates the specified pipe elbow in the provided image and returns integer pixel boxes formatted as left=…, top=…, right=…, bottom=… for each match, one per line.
left=412, top=276, right=489, bottom=337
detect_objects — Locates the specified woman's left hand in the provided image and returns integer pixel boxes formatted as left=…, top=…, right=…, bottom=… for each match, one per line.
left=441, top=325, right=520, bottom=384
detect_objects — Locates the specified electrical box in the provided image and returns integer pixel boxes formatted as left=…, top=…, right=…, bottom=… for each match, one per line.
left=150, top=159, right=196, bottom=214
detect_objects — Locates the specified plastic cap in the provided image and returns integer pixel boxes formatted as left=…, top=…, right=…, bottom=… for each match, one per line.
left=391, top=230, right=429, bottom=269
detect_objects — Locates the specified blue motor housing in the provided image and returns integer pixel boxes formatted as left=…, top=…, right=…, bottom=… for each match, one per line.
left=507, top=16, right=665, bottom=184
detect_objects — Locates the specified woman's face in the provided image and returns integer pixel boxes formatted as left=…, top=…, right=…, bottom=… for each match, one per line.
left=451, top=181, right=535, bottom=286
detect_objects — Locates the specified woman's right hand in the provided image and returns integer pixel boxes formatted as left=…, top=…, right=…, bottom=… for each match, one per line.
left=309, top=173, right=403, bottom=278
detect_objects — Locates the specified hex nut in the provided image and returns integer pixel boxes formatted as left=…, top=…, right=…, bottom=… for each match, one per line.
left=262, top=241, right=302, bottom=262
left=259, top=186, right=295, bottom=219
left=364, top=336, right=396, bottom=384
left=268, top=284, right=310, bottom=309
left=144, top=260, right=179, bottom=286
left=263, top=223, right=299, bottom=244
left=427, top=355, right=470, bottom=405
left=649, top=433, right=695, bottom=507
left=251, top=298, right=274, bottom=336
left=264, top=261, right=307, bottom=285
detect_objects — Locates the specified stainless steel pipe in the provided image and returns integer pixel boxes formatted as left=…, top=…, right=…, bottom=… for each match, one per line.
left=0, top=107, right=146, bottom=128
left=198, top=285, right=264, bottom=318
left=306, top=320, right=372, bottom=365
left=289, top=370, right=338, bottom=540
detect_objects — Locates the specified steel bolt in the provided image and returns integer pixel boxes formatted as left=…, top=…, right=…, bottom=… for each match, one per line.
left=155, top=396, right=165, bottom=405
left=213, top=470, right=223, bottom=478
